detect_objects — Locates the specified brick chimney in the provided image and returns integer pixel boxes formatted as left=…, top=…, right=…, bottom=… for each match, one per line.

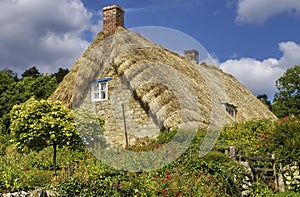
left=184, top=49, right=199, bottom=64
left=103, top=5, right=125, bottom=35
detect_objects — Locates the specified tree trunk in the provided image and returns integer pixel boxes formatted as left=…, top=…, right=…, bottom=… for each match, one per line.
left=53, top=143, right=57, bottom=178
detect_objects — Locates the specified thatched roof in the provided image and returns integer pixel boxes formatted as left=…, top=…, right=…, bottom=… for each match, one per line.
left=50, top=27, right=276, bottom=134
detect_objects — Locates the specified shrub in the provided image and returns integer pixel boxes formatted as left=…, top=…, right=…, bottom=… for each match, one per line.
left=270, top=116, right=300, bottom=165
left=217, top=118, right=273, bottom=157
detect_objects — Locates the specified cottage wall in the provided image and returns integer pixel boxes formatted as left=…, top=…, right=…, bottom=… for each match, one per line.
left=93, top=70, right=160, bottom=145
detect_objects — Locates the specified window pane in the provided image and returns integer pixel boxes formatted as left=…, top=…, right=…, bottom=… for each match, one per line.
left=100, top=82, right=106, bottom=91
left=94, top=92, right=100, bottom=99
left=100, top=91, right=106, bottom=99
left=93, top=83, right=99, bottom=92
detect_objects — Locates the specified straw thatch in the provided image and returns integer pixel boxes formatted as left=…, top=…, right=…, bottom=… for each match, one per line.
left=50, top=27, right=276, bottom=144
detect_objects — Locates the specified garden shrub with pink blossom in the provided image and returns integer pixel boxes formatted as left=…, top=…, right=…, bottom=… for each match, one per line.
left=1, top=117, right=299, bottom=196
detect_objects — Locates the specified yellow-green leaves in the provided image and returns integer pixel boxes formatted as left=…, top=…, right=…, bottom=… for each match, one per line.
left=10, top=97, right=79, bottom=152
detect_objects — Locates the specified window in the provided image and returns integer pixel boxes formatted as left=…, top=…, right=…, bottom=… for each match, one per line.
left=226, top=107, right=235, bottom=118
left=91, top=82, right=108, bottom=101
left=221, top=102, right=237, bottom=120
left=91, top=78, right=111, bottom=101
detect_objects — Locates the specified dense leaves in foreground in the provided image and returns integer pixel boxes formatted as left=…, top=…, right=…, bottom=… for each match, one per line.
left=1, top=117, right=299, bottom=196
left=10, top=97, right=81, bottom=177
left=0, top=67, right=69, bottom=134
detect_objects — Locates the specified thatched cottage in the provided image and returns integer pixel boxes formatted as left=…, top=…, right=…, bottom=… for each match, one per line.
left=50, top=5, right=276, bottom=145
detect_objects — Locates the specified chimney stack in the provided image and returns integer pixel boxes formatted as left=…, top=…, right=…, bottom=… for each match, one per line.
left=184, top=49, right=199, bottom=64
left=103, top=5, right=125, bottom=35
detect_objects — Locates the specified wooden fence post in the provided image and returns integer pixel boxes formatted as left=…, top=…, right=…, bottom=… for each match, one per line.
left=225, top=149, right=229, bottom=156
left=278, top=163, right=285, bottom=192
left=272, top=154, right=278, bottom=190
left=122, top=103, right=129, bottom=148
left=230, top=146, right=236, bottom=159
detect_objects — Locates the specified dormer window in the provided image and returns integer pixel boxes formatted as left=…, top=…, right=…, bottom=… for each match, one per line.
left=91, top=78, right=112, bottom=102
left=221, top=102, right=237, bottom=120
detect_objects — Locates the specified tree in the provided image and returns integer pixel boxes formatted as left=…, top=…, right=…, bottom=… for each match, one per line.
left=2, top=69, right=19, bottom=81
left=0, top=71, right=17, bottom=133
left=52, top=68, right=69, bottom=83
left=22, top=66, right=40, bottom=78
left=257, top=94, right=272, bottom=111
left=0, top=75, right=58, bottom=134
left=0, top=70, right=16, bottom=95
left=272, top=65, right=300, bottom=118
left=10, top=97, right=80, bottom=177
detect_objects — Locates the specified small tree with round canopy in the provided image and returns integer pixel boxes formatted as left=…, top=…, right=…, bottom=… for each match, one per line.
left=10, top=97, right=80, bottom=177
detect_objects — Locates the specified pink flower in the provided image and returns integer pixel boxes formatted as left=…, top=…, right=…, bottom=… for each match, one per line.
left=255, top=144, right=259, bottom=147
left=166, top=175, right=172, bottom=180
left=166, top=171, right=170, bottom=175
left=114, top=183, right=120, bottom=188
left=162, top=189, right=167, bottom=194
left=265, top=143, right=268, bottom=147
left=284, top=116, right=289, bottom=120
left=156, top=190, right=160, bottom=193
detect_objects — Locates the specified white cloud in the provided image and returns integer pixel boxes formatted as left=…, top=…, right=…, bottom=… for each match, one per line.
left=89, top=20, right=103, bottom=38
left=236, top=0, right=300, bottom=24
left=220, top=41, right=300, bottom=98
left=0, top=0, right=92, bottom=74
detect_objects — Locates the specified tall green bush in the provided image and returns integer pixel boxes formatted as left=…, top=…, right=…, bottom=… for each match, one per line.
left=270, top=116, right=300, bottom=165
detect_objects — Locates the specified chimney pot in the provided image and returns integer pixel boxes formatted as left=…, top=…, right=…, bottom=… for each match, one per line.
left=184, top=49, right=199, bottom=64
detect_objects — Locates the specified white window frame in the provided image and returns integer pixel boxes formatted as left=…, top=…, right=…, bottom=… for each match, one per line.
left=226, top=107, right=236, bottom=119
left=221, top=102, right=237, bottom=120
left=91, top=82, right=108, bottom=102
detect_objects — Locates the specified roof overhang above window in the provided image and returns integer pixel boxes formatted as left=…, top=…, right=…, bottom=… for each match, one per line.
left=96, top=77, right=112, bottom=83
left=221, top=102, right=238, bottom=109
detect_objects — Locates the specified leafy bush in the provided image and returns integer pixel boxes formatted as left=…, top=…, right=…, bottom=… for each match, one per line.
left=0, top=145, right=87, bottom=193
left=274, top=191, right=300, bottom=197
left=216, top=118, right=273, bottom=157
left=270, top=116, right=300, bottom=165
left=0, top=145, right=53, bottom=192
left=0, top=134, right=12, bottom=156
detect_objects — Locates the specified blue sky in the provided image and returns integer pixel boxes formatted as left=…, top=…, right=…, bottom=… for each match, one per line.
left=0, top=0, right=300, bottom=100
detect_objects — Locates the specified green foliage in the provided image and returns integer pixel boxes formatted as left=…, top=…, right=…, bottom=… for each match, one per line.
left=270, top=116, right=300, bottom=165
left=73, top=109, right=107, bottom=150
left=274, top=191, right=300, bottom=197
left=54, top=150, right=246, bottom=197
left=51, top=68, right=69, bottom=83
left=2, top=116, right=299, bottom=195
left=1, top=69, right=19, bottom=81
left=0, top=74, right=58, bottom=134
left=10, top=97, right=79, bottom=151
left=21, top=66, right=40, bottom=78
left=0, top=145, right=86, bottom=193
left=273, top=65, right=300, bottom=118
left=257, top=94, right=272, bottom=111
left=0, top=70, right=17, bottom=133
left=253, top=181, right=275, bottom=197
left=0, top=70, right=16, bottom=93
left=217, top=119, right=273, bottom=157
left=0, top=145, right=52, bottom=193
left=0, top=134, right=12, bottom=156
left=10, top=97, right=80, bottom=176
